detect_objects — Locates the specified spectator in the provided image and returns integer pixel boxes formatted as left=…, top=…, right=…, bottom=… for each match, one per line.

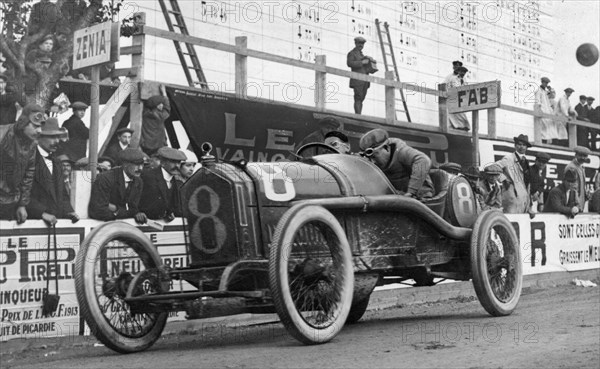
left=592, top=164, right=600, bottom=191
left=574, top=95, right=588, bottom=120
left=544, top=170, right=580, bottom=218
left=60, top=101, right=89, bottom=161
left=586, top=97, right=599, bottom=150
left=564, top=146, right=591, bottom=209
left=292, top=117, right=340, bottom=158
left=347, top=36, right=373, bottom=114
left=27, top=118, right=79, bottom=225
left=178, top=149, right=199, bottom=180
left=324, top=131, right=351, bottom=154
left=105, top=127, right=134, bottom=166
left=590, top=189, right=600, bottom=213
left=478, top=164, right=504, bottom=211
left=534, top=77, right=555, bottom=144
left=439, top=162, right=463, bottom=175
left=0, top=74, right=22, bottom=125
left=529, top=152, right=551, bottom=212
left=56, top=154, right=74, bottom=201
left=359, top=128, right=434, bottom=199
left=553, top=87, right=576, bottom=146
left=88, top=148, right=147, bottom=223
left=0, top=104, right=45, bottom=223
left=146, top=152, right=161, bottom=170
left=139, top=147, right=186, bottom=221
left=495, top=134, right=531, bottom=213
left=444, top=66, right=470, bottom=131
left=140, top=85, right=170, bottom=156
left=547, top=86, right=557, bottom=110
left=25, top=34, right=54, bottom=67
left=98, top=156, right=115, bottom=173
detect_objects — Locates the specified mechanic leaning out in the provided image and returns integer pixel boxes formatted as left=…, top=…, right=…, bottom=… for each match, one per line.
left=359, top=128, right=435, bottom=199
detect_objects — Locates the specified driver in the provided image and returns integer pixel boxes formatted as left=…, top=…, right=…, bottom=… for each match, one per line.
left=324, top=131, right=351, bottom=154
left=359, top=128, right=434, bottom=199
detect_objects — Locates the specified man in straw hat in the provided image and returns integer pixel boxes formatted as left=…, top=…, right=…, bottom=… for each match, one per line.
left=27, top=118, right=79, bottom=225
left=494, top=134, right=532, bottom=213
left=0, top=104, right=45, bottom=222
left=564, top=146, right=592, bottom=209
left=88, top=148, right=148, bottom=223
left=544, top=170, right=580, bottom=218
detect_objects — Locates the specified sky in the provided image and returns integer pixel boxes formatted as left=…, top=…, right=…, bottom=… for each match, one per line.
left=553, top=0, right=600, bottom=102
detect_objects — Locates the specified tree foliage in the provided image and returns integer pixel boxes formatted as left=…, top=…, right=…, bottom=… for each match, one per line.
left=0, top=0, right=129, bottom=108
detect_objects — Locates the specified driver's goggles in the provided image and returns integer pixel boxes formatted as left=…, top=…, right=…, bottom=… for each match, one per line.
left=360, top=142, right=386, bottom=158
left=330, top=140, right=349, bottom=149
left=29, top=112, right=48, bottom=126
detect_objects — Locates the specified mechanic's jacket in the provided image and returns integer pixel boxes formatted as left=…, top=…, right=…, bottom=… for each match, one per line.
left=0, top=122, right=37, bottom=209
left=381, top=138, right=434, bottom=198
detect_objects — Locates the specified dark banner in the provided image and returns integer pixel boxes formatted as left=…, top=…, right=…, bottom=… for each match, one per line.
left=167, top=88, right=474, bottom=166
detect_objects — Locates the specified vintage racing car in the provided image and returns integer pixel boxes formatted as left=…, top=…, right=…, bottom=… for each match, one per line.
left=75, top=142, right=522, bottom=353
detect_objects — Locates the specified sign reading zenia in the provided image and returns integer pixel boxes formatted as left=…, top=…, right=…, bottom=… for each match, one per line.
left=72, top=22, right=120, bottom=70
left=447, top=81, right=501, bottom=113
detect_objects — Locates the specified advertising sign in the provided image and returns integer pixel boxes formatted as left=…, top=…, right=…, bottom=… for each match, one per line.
left=72, top=22, right=120, bottom=70
left=447, top=81, right=501, bottom=113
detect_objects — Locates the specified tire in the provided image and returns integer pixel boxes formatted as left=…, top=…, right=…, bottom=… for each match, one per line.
left=470, top=210, right=523, bottom=316
left=74, top=222, right=168, bottom=353
left=269, top=205, right=354, bottom=344
left=345, top=296, right=370, bottom=324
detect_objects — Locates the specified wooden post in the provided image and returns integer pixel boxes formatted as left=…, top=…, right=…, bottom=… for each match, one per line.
left=438, top=83, right=448, bottom=133
left=89, top=66, right=100, bottom=182
left=568, top=120, right=577, bottom=148
left=315, top=55, right=326, bottom=111
left=385, top=71, right=395, bottom=124
left=235, top=36, right=247, bottom=98
left=130, top=12, right=146, bottom=149
left=487, top=108, right=496, bottom=139
left=472, top=110, right=479, bottom=167
left=532, top=108, right=542, bottom=145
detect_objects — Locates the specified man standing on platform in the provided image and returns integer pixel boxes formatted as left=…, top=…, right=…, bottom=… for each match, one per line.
left=495, top=134, right=531, bottom=213
left=60, top=101, right=89, bottom=161
left=105, top=127, right=134, bottom=166
left=534, top=77, right=555, bottom=144
left=347, top=37, right=371, bottom=115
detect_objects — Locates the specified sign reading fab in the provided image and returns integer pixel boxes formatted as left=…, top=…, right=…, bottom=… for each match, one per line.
left=447, top=81, right=501, bottom=113
left=72, top=22, right=120, bottom=70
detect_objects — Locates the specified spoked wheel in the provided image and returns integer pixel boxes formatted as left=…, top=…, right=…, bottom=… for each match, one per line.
left=470, top=210, right=522, bottom=316
left=74, top=222, right=168, bottom=353
left=269, top=205, right=353, bottom=344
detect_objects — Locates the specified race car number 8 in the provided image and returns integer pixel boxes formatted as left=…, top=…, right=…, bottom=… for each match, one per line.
left=188, top=185, right=226, bottom=254
left=455, top=182, right=475, bottom=214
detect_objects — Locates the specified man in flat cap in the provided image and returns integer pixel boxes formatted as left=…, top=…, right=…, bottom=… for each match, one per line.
left=27, top=118, right=79, bottom=225
left=359, top=128, right=434, bottom=199
left=105, top=127, right=134, bottom=166
left=494, top=134, right=531, bottom=213
left=439, top=162, right=463, bottom=175
left=585, top=96, right=599, bottom=150
left=139, top=147, right=186, bottom=221
left=553, top=87, right=576, bottom=146
left=60, top=101, right=89, bottom=161
left=141, top=84, right=170, bottom=156
left=0, top=104, right=45, bottom=223
left=478, top=164, right=504, bottom=211
left=544, top=170, right=580, bottom=218
left=443, top=66, right=470, bottom=131
left=564, top=146, right=591, bottom=209
left=575, top=95, right=589, bottom=120
left=88, top=148, right=147, bottom=223
left=347, top=36, right=374, bottom=114
left=534, top=77, right=555, bottom=144
left=529, top=151, right=551, bottom=212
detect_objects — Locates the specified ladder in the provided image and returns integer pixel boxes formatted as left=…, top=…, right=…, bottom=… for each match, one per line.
left=375, top=19, right=411, bottom=122
left=158, top=0, right=208, bottom=89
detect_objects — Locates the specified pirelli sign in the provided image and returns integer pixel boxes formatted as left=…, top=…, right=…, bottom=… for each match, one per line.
left=72, top=22, right=120, bottom=70
left=447, top=81, right=501, bottom=113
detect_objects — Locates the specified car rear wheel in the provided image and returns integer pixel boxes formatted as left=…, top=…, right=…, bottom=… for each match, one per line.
left=470, top=210, right=522, bottom=316
left=75, top=222, right=168, bottom=353
left=269, top=205, right=353, bottom=344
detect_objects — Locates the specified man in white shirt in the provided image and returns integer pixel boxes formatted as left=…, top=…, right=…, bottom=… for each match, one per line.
left=554, top=87, right=577, bottom=146
left=105, top=127, right=133, bottom=166
left=534, top=77, right=556, bottom=143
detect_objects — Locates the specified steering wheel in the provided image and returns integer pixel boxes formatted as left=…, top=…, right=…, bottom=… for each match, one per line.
left=295, top=142, right=341, bottom=158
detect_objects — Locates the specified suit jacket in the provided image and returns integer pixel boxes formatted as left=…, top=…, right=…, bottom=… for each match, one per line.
left=544, top=183, right=580, bottom=216
left=382, top=138, right=434, bottom=198
left=575, top=103, right=588, bottom=120
left=589, top=189, right=600, bottom=213
left=61, top=114, right=89, bottom=161
left=104, top=143, right=127, bottom=166
left=139, top=167, right=183, bottom=219
left=496, top=152, right=530, bottom=213
left=88, top=168, right=143, bottom=220
left=347, top=47, right=369, bottom=89
left=27, top=150, right=74, bottom=218
left=564, top=160, right=587, bottom=208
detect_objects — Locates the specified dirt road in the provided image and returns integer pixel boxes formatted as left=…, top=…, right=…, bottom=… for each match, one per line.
left=2, top=284, right=599, bottom=368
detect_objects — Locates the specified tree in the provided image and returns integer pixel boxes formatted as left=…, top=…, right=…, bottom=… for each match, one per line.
left=0, top=0, right=128, bottom=109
